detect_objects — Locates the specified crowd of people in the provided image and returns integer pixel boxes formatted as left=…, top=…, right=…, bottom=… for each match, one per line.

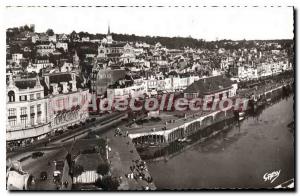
left=126, top=159, right=153, bottom=190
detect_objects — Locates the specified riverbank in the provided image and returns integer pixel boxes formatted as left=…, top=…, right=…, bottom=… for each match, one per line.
left=147, top=95, right=294, bottom=189
left=133, top=75, right=293, bottom=162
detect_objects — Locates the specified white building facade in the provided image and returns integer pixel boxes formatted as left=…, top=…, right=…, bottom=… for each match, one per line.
left=6, top=74, right=50, bottom=142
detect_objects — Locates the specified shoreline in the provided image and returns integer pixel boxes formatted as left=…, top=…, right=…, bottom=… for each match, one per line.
left=134, top=80, right=293, bottom=162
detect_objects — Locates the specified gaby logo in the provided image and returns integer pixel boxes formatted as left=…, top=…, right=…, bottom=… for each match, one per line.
left=263, top=170, right=281, bottom=183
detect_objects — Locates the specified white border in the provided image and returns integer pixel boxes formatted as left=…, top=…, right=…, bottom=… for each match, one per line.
left=0, top=0, right=297, bottom=195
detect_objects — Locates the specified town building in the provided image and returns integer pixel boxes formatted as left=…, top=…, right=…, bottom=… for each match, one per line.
left=48, top=35, right=57, bottom=43
left=81, top=36, right=90, bottom=42
left=27, top=58, right=53, bottom=73
left=42, top=72, right=90, bottom=132
left=183, top=75, right=237, bottom=102
left=6, top=73, right=50, bottom=143
left=36, top=43, right=55, bottom=56
left=12, top=53, right=23, bottom=65
left=56, top=42, right=68, bottom=52
left=6, top=71, right=91, bottom=144
left=107, top=74, right=147, bottom=100
left=92, top=67, right=126, bottom=96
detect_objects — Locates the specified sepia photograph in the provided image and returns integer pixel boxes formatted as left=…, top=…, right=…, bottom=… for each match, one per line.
left=4, top=5, right=295, bottom=191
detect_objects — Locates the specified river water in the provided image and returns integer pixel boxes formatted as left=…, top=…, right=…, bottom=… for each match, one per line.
left=147, top=96, right=294, bottom=189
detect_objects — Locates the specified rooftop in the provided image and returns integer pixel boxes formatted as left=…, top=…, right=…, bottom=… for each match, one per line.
left=184, top=75, right=233, bottom=95
left=123, top=110, right=216, bottom=135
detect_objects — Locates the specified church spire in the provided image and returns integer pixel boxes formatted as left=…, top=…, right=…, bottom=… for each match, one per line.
left=108, top=24, right=110, bottom=35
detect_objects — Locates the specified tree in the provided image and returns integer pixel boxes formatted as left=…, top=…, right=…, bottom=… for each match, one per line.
left=70, top=30, right=77, bottom=41
left=20, top=61, right=28, bottom=71
left=46, top=29, right=54, bottom=36
left=57, top=47, right=66, bottom=55
left=73, top=165, right=84, bottom=177
left=95, top=176, right=119, bottom=191
left=24, top=25, right=30, bottom=31
left=96, top=163, right=110, bottom=176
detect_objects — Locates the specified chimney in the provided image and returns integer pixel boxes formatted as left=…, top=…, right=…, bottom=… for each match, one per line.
left=60, top=82, right=69, bottom=93
left=69, top=80, right=77, bottom=92
left=45, top=75, right=50, bottom=89
left=71, top=72, right=76, bottom=81
left=51, top=83, right=59, bottom=95
left=69, top=72, right=77, bottom=92
left=35, top=76, right=41, bottom=87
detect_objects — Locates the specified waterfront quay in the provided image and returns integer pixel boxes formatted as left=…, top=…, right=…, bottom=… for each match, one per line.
left=127, top=109, right=235, bottom=146
left=100, top=128, right=156, bottom=190
left=147, top=95, right=294, bottom=189
left=237, top=72, right=294, bottom=99
left=126, top=75, right=293, bottom=153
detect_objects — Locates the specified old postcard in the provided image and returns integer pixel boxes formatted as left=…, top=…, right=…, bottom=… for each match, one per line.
left=5, top=6, right=295, bottom=190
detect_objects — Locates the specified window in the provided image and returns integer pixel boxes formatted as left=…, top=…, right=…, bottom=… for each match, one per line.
left=36, top=93, right=41, bottom=99
left=30, top=106, right=34, bottom=114
left=31, top=115, right=35, bottom=125
left=8, top=108, right=16, bottom=116
left=21, top=107, right=27, bottom=115
left=37, top=105, right=41, bottom=123
left=20, top=95, right=27, bottom=101
left=8, top=118, right=16, bottom=126
left=8, top=91, right=15, bottom=102
left=37, top=104, right=41, bottom=112
left=37, top=114, right=41, bottom=124
left=21, top=116, right=28, bottom=126
left=30, top=94, right=34, bottom=100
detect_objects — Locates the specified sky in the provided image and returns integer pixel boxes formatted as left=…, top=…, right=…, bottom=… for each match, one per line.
left=4, top=6, right=294, bottom=41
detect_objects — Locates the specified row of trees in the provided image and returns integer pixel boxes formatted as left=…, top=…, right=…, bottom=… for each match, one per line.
left=67, top=31, right=293, bottom=50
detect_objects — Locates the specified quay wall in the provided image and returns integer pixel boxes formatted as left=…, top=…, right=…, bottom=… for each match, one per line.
left=129, top=82, right=293, bottom=145
left=129, top=109, right=235, bottom=144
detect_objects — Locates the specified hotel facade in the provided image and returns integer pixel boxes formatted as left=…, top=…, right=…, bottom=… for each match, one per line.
left=6, top=72, right=91, bottom=145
